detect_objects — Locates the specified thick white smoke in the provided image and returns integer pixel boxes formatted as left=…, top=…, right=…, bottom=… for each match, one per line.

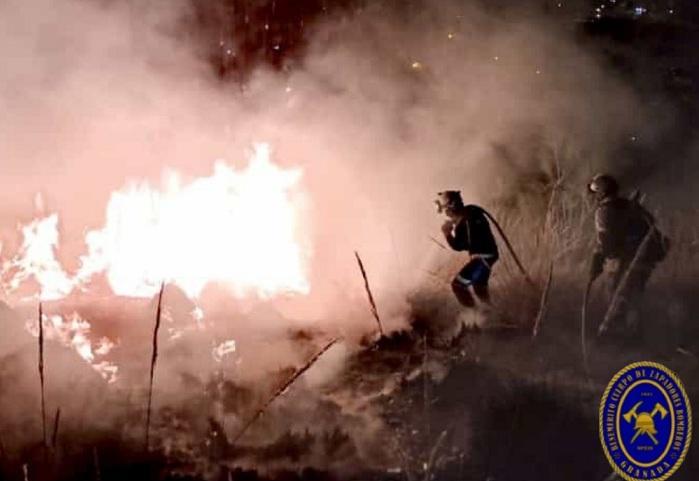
left=0, top=0, right=659, bottom=460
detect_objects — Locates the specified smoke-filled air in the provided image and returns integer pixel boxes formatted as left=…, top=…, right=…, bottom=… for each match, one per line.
left=0, top=0, right=697, bottom=480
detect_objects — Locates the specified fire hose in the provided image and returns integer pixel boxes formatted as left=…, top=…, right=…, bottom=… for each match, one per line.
left=597, top=225, right=657, bottom=336
left=476, top=206, right=536, bottom=288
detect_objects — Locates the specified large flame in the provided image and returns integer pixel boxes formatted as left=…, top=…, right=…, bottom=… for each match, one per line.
left=2, top=143, right=311, bottom=301
left=3, top=144, right=309, bottom=382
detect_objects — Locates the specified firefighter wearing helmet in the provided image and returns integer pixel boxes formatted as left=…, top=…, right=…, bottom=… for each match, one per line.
left=587, top=174, right=670, bottom=335
left=436, top=191, right=499, bottom=308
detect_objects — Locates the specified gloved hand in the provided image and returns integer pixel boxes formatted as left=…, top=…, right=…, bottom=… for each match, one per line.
left=441, top=221, right=455, bottom=238
left=589, top=253, right=604, bottom=281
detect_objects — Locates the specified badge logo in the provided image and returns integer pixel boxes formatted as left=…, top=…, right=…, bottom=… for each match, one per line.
left=600, top=362, right=692, bottom=481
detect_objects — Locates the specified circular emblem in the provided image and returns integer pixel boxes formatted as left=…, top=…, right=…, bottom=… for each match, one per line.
left=600, top=362, right=692, bottom=481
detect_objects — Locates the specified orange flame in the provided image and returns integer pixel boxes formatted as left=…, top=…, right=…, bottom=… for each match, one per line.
left=2, top=214, right=74, bottom=301
left=3, top=144, right=309, bottom=383
left=26, top=312, right=119, bottom=383
left=3, top=143, right=311, bottom=301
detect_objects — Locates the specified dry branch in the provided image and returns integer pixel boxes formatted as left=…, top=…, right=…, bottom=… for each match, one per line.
left=145, top=282, right=165, bottom=450
left=354, top=251, right=384, bottom=336
left=232, top=337, right=340, bottom=444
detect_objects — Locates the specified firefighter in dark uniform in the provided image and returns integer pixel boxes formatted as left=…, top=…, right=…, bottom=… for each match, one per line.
left=588, top=174, right=669, bottom=333
left=437, top=191, right=499, bottom=308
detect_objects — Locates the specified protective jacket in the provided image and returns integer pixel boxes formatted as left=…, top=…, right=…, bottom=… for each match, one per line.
left=444, top=205, right=499, bottom=258
left=591, top=195, right=668, bottom=275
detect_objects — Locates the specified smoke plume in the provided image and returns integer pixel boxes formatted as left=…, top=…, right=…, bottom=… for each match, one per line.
left=0, top=0, right=670, bottom=469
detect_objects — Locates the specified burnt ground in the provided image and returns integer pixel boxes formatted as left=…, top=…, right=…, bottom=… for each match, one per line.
left=1, top=274, right=698, bottom=481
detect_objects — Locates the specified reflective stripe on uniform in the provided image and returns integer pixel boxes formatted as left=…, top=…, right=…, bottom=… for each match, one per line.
left=455, top=274, right=472, bottom=287
left=470, top=254, right=494, bottom=270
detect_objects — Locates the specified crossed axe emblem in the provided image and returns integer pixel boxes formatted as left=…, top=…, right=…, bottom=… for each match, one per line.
left=623, top=401, right=669, bottom=445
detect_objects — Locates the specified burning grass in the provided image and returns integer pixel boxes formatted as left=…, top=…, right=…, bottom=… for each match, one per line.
left=1, top=155, right=699, bottom=481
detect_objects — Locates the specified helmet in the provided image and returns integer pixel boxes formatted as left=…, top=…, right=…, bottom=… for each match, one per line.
left=436, top=190, right=464, bottom=213
left=588, top=174, right=619, bottom=196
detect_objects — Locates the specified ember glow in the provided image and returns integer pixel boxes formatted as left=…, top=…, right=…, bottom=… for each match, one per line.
left=2, top=143, right=311, bottom=302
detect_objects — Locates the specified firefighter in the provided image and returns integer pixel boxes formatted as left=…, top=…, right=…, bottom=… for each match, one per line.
left=588, top=174, right=669, bottom=334
left=437, top=191, right=499, bottom=308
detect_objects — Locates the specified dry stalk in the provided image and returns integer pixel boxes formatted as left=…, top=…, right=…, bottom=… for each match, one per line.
left=422, top=335, right=430, bottom=439
left=51, top=408, right=61, bottom=449
left=145, top=282, right=165, bottom=450
left=423, top=429, right=448, bottom=481
left=232, top=337, right=340, bottom=444
left=428, top=236, right=447, bottom=250
left=38, top=303, right=47, bottom=449
left=354, top=251, right=385, bottom=336
left=532, top=261, right=554, bottom=338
